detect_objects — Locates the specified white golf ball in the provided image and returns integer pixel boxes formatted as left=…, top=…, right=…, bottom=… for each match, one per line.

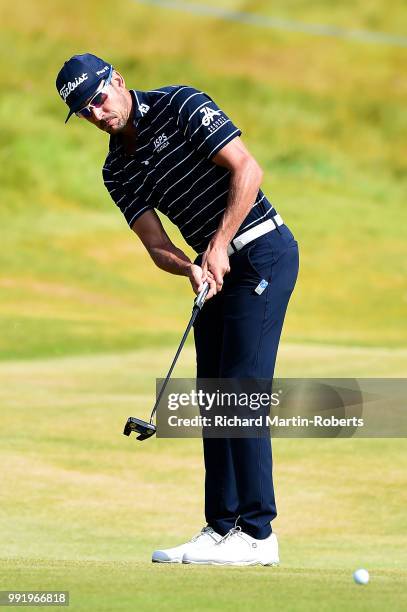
left=353, top=568, right=369, bottom=585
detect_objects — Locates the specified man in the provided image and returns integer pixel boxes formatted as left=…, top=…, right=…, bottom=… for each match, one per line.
left=56, top=53, right=299, bottom=566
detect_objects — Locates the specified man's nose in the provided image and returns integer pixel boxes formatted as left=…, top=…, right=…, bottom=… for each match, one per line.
left=90, top=106, right=104, bottom=121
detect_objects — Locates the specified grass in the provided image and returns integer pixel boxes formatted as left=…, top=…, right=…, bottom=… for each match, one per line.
left=0, top=345, right=406, bottom=611
left=165, top=0, right=407, bottom=36
left=0, top=0, right=406, bottom=358
left=1, top=561, right=406, bottom=612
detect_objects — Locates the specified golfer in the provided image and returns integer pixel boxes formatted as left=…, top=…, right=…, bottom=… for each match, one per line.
left=56, top=53, right=299, bottom=566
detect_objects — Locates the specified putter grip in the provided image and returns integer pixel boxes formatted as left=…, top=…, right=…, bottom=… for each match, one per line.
left=194, top=282, right=209, bottom=310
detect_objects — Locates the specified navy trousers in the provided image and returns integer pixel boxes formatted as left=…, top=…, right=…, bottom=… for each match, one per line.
left=193, top=223, right=299, bottom=539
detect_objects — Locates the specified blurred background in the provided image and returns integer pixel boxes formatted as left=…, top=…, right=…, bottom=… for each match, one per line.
left=1, top=0, right=406, bottom=358
left=1, top=1, right=406, bottom=610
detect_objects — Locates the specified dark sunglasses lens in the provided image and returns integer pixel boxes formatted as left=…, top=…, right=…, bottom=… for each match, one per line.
left=92, top=92, right=107, bottom=108
left=76, top=90, right=107, bottom=118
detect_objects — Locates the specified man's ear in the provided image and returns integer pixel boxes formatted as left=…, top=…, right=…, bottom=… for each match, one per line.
left=111, top=70, right=125, bottom=89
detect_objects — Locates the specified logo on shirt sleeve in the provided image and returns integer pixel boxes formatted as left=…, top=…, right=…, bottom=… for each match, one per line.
left=200, top=106, right=222, bottom=126
left=200, top=106, right=228, bottom=133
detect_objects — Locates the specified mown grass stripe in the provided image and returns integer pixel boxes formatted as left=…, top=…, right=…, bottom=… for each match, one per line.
left=134, top=0, right=407, bottom=47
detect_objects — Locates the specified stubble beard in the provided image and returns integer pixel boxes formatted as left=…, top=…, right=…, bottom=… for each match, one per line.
left=101, top=115, right=127, bottom=134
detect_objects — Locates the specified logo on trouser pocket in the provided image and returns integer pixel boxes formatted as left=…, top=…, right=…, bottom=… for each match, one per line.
left=255, top=279, right=269, bottom=295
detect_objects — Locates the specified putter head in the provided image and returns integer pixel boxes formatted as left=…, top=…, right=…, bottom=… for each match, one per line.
left=123, top=417, right=156, bottom=441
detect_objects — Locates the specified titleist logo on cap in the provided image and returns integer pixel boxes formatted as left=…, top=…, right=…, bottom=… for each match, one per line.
left=59, top=72, right=88, bottom=101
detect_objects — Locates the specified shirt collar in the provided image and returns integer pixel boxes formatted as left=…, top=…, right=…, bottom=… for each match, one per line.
left=130, top=89, right=151, bottom=128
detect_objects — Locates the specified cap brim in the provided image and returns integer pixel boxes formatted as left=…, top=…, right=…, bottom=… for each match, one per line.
left=65, top=109, right=74, bottom=123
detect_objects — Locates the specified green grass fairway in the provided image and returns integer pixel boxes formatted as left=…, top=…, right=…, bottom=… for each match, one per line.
left=1, top=345, right=406, bottom=611
left=1, top=561, right=406, bottom=612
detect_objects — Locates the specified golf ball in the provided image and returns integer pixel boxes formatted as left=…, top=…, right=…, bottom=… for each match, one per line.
left=353, top=568, right=369, bottom=585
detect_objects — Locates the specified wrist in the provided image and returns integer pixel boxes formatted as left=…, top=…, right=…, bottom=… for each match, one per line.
left=184, top=261, right=195, bottom=278
left=209, top=235, right=229, bottom=252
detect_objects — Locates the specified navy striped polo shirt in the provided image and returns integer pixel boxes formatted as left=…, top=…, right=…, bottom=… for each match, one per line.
left=103, top=85, right=279, bottom=253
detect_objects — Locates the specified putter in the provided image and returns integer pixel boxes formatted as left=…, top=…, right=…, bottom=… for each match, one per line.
left=123, top=282, right=209, bottom=441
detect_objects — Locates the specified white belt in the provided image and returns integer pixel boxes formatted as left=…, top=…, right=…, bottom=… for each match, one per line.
left=227, top=215, right=284, bottom=257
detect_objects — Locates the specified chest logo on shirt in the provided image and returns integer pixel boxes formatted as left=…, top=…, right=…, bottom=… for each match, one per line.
left=200, top=106, right=222, bottom=127
left=138, top=103, right=150, bottom=116
left=154, top=133, right=170, bottom=153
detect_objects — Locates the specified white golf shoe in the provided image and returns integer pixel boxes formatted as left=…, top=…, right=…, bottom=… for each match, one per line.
left=182, top=526, right=279, bottom=566
left=152, top=526, right=222, bottom=563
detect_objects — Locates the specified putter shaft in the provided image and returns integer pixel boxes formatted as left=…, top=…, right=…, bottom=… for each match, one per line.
left=123, top=282, right=209, bottom=440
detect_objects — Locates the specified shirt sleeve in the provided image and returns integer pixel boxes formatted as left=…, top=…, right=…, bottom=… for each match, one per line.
left=102, top=164, right=153, bottom=229
left=171, top=86, right=242, bottom=160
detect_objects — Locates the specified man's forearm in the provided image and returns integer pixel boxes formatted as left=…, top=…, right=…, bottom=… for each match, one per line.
left=148, top=243, right=192, bottom=277
left=211, top=159, right=263, bottom=249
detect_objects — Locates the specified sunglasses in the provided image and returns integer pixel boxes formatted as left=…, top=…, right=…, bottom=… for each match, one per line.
left=76, top=78, right=110, bottom=119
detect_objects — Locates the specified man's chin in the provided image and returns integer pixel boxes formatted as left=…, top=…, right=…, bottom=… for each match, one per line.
left=100, top=119, right=122, bottom=134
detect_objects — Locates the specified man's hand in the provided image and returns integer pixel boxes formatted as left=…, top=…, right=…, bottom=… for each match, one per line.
left=201, top=244, right=230, bottom=299
left=187, top=263, right=217, bottom=300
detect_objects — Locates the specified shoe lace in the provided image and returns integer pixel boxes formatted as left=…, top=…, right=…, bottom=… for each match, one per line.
left=189, top=526, right=213, bottom=543
left=216, top=526, right=242, bottom=546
